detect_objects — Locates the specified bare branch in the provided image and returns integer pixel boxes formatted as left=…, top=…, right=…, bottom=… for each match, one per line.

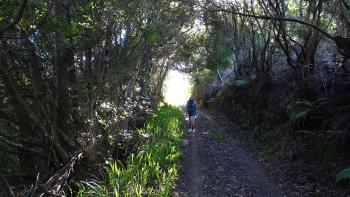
left=0, top=174, right=15, bottom=197
left=205, top=7, right=335, bottom=40
left=183, top=0, right=336, bottom=40
left=342, top=0, right=350, bottom=10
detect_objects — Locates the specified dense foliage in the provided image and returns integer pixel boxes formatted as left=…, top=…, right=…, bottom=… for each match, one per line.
left=0, top=0, right=194, bottom=195
left=190, top=0, right=350, bottom=194
left=1, top=0, right=350, bottom=195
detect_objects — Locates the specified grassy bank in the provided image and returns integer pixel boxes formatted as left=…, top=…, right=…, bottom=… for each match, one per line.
left=74, top=105, right=185, bottom=196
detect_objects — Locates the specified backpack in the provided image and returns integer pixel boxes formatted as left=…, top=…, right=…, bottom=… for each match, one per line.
left=187, top=99, right=196, bottom=110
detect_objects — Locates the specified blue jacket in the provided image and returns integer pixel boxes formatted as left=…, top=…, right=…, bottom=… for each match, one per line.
left=187, top=99, right=197, bottom=113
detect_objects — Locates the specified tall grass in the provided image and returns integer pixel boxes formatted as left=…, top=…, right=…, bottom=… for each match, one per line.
left=75, top=104, right=184, bottom=197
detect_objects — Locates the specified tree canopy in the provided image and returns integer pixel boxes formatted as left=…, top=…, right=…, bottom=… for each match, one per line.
left=1, top=0, right=350, bottom=195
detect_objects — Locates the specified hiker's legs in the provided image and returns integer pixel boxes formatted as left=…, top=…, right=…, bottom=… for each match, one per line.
left=190, top=116, right=195, bottom=129
left=188, top=111, right=196, bottom=130
left=188, top=111, right=192, bottom=128
left=188, top=115, right=193, bottom=129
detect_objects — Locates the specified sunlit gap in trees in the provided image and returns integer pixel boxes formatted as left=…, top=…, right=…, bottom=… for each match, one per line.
left=163, top=70, right=192, bottom=107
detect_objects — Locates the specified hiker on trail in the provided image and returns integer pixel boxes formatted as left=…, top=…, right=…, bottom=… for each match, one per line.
left=187, top=97, right=197, bottom=130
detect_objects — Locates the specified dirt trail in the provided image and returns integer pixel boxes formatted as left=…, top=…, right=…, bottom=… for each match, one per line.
left=175, top=110, right=284, bottom=197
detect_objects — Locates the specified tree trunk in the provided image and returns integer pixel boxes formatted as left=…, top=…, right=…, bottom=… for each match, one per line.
left=56, top=47, right=75, bottom=149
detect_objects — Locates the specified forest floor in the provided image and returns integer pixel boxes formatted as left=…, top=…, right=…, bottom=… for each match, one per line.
left=174, top=109, right=285, bottom=196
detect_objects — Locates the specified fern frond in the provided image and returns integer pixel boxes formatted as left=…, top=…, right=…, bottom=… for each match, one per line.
left=294, top=100, right=312, bottom=108
left=336, top=166, right=350, bottom=183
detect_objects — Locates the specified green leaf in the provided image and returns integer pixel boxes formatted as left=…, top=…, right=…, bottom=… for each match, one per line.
left=46, top=18, right=61, bottom=30
left=148, top=31, right=160, bottom=43
left=64, top=24, right=75, bottom=37
left=336, top=166, right=350, bottom=183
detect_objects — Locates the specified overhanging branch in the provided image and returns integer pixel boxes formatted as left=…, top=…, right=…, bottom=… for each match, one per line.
left=182, top=0, right=336, bottom=40
left=205, top=7, right=335, bottom=40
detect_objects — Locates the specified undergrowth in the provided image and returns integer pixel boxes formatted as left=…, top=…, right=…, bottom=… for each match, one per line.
left=286, top=98, right=329, bottom=129
left=73, top=104, right=184, bottom=196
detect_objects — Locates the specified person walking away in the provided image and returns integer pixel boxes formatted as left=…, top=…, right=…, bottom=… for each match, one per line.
left=187, top=97, right=197, bottom=130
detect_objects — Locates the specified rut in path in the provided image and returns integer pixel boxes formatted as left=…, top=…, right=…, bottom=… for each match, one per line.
left=175, top=110, right=284, bottom=197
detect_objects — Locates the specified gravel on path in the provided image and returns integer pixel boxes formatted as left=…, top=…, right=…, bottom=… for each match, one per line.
left=174, top=110, right=285, bottom=197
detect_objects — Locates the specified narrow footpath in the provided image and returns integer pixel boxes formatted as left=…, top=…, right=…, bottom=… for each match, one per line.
left=175, top=110, right=285, bottom=197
